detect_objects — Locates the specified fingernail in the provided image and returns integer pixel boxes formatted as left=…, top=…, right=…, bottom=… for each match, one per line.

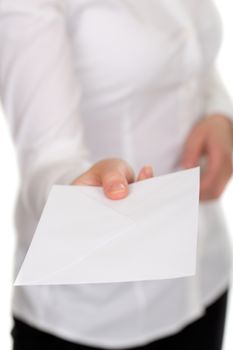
left=108, top=183, right=126, bottom=195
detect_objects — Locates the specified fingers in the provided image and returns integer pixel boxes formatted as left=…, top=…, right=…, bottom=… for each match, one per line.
left=136, top=165, right=154, bottom=181
left=200, top=146, right=219, bottom=198
left=200, top=144, right=233, bottom=200
left=181, top=117, right=233, bottom=201
left=181, top=124, right=206, bottom=169
left=72, top=159, right=155, bottom=200
left=73, top=158, right=135, bottom=200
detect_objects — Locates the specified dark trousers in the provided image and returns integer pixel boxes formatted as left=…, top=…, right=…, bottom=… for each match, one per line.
left=12, top=289, right=228, bottom=350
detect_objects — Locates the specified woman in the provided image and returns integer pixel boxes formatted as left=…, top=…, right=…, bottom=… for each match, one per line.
left=0, top=0, right=233, bottom=349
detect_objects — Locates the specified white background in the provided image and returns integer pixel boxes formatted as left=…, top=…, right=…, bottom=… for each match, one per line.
left=0, top=1, right=233, bottom=348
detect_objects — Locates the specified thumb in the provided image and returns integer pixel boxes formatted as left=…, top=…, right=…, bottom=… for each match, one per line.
left=181, top=126, right=205, bottom=169
left=72, top=158, right=134, bottom=200
left=101, top=162, right=134, bottom=200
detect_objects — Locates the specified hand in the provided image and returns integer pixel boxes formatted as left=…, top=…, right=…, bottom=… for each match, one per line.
left=72, top=158, right=154, bottom=200
left=181, top=115, right=233, bottom=201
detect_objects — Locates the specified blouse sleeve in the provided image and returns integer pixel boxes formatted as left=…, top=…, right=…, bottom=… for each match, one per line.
left=203, top=66, right=233, bottom=123
left=0, top=0, right=91, bottom=216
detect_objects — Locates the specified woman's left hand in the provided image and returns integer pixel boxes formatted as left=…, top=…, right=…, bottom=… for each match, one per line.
left=181, top=115, right=233, bottom=201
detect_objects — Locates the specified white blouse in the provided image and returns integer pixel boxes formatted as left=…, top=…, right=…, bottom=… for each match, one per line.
left=0, top=0, right=233, bottom=348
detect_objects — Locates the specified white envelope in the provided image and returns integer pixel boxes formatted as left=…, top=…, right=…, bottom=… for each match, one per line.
left=14, top=167, right=200, bottom=286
